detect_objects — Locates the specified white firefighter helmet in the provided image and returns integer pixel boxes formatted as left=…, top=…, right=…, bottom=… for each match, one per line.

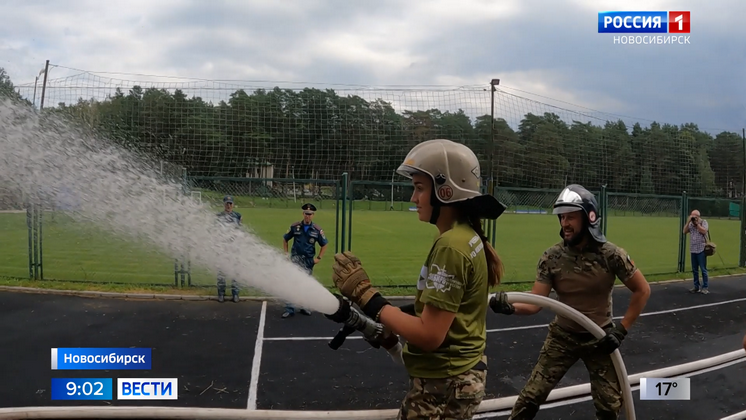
left=396, top=139, right=506, bottom=220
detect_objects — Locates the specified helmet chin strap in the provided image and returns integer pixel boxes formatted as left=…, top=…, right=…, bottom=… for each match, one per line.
left=429, top=184, right=442, bottom=225
left=429, top=205, right=441, bottom=225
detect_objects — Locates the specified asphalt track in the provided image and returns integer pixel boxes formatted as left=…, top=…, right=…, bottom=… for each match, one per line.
left=0, top=275, right=745, bottom=420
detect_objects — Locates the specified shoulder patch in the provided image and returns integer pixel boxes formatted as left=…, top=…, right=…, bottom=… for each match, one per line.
left=291, top=221, right=301, bottom=227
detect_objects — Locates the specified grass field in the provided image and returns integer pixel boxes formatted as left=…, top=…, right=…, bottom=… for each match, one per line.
left=0, top=195, right=743, bottom=295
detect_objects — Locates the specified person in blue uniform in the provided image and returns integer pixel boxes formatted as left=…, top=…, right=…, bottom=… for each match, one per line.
left=216, top=195, right=242, bottom=303
left=281, top=203, right=328, bottom=318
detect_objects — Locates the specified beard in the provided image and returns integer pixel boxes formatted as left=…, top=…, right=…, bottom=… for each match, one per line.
left=560, top=227, right=588, bottom=247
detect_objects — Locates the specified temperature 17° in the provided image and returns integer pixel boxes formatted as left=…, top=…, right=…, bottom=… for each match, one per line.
left=655, top=381, right=678, bottom=396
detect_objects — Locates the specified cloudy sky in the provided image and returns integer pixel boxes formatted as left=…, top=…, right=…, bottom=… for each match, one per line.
left=1, top=0, right=744, bottom=134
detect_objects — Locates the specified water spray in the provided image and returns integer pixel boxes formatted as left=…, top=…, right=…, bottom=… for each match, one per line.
left=0, top=98, right=340, bottom=314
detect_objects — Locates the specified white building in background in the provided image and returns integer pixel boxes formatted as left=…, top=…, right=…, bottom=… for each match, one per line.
left=246, top=161, right=274, bottom=188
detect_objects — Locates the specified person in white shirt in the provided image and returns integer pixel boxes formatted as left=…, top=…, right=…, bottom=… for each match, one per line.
left=682, top=209, right=709, bottom=294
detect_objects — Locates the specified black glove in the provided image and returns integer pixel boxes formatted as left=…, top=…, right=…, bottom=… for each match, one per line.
left=595, top=324, right=628, bottom=354
left=489, top=292, right=515, bottom=315
left=364, top=327, right=400, bottom=350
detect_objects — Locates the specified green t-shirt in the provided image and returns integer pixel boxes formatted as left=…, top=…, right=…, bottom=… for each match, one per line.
left=402, top=221, right=490, bottom=378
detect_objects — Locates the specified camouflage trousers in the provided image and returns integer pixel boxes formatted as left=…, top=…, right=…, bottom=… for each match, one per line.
left=509, top=322, right=623, bottom=420
left=397, top=356, right=487, bottom=420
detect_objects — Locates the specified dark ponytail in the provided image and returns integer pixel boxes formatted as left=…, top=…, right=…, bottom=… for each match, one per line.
left=466, top=213, right=504, bottom=287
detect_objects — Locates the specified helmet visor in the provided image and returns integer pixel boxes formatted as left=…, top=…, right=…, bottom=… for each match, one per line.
left=555, top=188, right=584, bottom=205
left=553, top=187, right=585, bottom=215
left=553, top=205, right=584, bottom=215
left=396, top=164, right=428, bottom=179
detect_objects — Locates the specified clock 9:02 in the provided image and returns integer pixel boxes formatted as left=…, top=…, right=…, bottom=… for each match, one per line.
left=51, top=378, right=113, bottom=401
left=66, top=380, right=104, bottom=395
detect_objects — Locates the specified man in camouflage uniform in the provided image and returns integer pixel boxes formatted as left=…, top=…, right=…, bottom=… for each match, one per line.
left=490, top=184, right=651, bottom=420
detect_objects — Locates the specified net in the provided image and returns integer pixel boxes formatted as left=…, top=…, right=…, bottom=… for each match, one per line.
left=13, top=64, right=743, bottom=201
left=6, top=64, right=744, bottom=286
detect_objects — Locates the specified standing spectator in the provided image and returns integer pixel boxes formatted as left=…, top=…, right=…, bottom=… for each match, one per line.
left=216, top=195, right=242, bottom=303
left=683, top=209, right=709, bottom=294
left=282, top=203, right=328, bottom=318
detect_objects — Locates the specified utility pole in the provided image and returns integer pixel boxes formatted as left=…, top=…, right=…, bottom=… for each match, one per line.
left=488, top=78, right=500, bottom=246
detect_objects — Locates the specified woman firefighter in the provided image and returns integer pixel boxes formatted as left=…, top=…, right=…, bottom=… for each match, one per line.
left=327, top=138, right=507, bottom=420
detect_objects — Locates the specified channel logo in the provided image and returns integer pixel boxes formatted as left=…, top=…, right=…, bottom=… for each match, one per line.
left=598, top=11, right=690, bottom=33
left=117, top=378, right=178, bottom=400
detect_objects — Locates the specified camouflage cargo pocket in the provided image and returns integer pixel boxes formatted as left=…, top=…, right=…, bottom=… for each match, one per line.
left=453, top=369, right=486, bottom=401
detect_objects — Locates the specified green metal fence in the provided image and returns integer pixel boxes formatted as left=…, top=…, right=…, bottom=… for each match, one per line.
left=604, top=191, right=683, bottom=275
left=1, top=175, right=744, bottom=290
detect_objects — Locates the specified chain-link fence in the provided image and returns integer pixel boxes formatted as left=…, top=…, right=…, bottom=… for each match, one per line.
left=606, top=193, right=681, bottom=217
left=0, top=180, right=31, bottom=279
left=495, top=187, right=601, bottom=215
left=604, top=193, right=683, bottom=275
left=37, top=210, right=179, bottom=285
left=188, top=177, right=339, bottom=211
left=349, top=181, right=415, bottom=211
left=2, top=175, right=744, bottom=289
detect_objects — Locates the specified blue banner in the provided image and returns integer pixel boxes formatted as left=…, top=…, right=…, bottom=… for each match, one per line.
left=51, top=348, right=152, bottom=370
left=598, top=11, right=668, bottom=33
left=51, top=378, right=113, bottom=400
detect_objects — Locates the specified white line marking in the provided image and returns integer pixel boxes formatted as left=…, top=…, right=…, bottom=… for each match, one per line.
left=263, top=296, right=746, bottom=341
left=264, top=335, right=364, bottom=341
left=628, top=296, right=746, bottom=318
left=473, top=357, right=746, bottom=419
left=246, top=300, right=267, bottom=410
